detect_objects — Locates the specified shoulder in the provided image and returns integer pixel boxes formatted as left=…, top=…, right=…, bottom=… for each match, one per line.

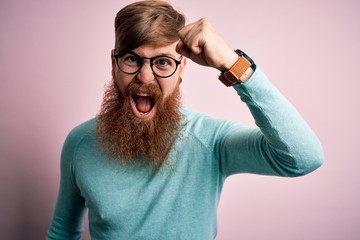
left=180, top=107, right=246, bottom=149
left=68, top=118, right=97, bottom=138
left=181, top=107, right=222, bottom=132
left=62, top=118, right=97, bottom=157
left=181, top=106, right=246, bottom=132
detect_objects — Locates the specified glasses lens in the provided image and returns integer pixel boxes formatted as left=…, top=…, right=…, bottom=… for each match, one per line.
left=117, top=52, right=181, bottom=78
left=152, top=57, right=178, bottom=77
left=118, top=53, right=143, bottom=74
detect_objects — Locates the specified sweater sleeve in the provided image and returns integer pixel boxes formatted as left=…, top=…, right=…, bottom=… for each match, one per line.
left=46, top=128, right=86, bottom=240
left=219, top=67, right=324, bottom=177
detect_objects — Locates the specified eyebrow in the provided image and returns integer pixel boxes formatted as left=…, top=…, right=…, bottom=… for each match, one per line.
left=132, top=50, right=180, bottom=59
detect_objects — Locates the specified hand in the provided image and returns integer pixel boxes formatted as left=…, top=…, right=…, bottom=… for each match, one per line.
left=176, top=18, right=239, bottom=72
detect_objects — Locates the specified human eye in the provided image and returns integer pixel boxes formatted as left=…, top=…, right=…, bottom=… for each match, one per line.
left=153, top=57, right=172, bottom=69
left=122, top=54, right=141, bottom=66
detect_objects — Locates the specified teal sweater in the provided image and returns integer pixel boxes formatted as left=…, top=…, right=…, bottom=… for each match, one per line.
left=47, top=68, right=324, bottom=240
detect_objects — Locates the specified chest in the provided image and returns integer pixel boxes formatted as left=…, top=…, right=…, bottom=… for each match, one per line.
left=73, top=136, right=224, bottom=233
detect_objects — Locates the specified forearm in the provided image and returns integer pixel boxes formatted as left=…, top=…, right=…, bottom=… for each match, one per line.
left=223, top=67, right=324, bottom=177
left=47, top=191, right=86, bottom=240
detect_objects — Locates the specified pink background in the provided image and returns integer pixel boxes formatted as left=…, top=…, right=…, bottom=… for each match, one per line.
left=1, top=0, right=359, bottom=239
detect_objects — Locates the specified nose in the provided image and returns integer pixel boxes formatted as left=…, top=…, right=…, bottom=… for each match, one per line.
left=136, top=61, right=156, bottom=84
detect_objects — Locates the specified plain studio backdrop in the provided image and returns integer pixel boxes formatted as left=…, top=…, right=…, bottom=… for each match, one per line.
left=1, top=0, right=359, bottom=239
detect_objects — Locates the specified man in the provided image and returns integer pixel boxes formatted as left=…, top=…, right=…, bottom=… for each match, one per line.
left=47, top=1, right=324, bottom=239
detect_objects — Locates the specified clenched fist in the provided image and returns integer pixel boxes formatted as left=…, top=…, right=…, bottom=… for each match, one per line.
left=176, top=18, right=239, bottom=72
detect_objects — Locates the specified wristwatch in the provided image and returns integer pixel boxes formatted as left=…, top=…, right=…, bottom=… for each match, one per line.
left=218, top=49, right=256, bottom=86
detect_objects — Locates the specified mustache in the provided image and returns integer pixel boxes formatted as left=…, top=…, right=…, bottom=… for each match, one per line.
left=125, top=81, right=162, bottom=102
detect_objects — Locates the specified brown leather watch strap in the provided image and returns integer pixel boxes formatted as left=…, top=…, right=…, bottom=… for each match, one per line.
left=218, top=55, right=252, bottom=87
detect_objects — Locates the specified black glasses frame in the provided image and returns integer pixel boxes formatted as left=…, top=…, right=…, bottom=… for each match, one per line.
left=112, top=49, right=182, bottom=78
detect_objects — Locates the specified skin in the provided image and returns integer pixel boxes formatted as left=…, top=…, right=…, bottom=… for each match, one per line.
left=112, top=42, right=186, bottom=120
left=176, top=18, right=254, bottom=82
left=111, top=18, right=254, bottom=120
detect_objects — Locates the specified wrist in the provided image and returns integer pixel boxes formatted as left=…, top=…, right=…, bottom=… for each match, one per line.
left=218, top=49, right=256, bottom=86
left=220, top=51, right=240, bottom=71
left=239, top=67, right=255, bottom=82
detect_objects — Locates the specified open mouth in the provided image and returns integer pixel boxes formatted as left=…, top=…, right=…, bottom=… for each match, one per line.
left=130, top=94, right=157, bottom=119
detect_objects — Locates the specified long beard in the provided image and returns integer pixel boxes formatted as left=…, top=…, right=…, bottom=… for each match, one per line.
left=96, top=79, right=183, bottom=171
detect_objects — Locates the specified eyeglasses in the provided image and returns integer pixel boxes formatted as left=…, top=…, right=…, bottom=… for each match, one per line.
left=113, top=50, right=183, bottom=78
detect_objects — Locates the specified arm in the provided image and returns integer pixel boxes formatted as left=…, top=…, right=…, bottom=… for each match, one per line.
left=219, top=68, right=324, bottom=177
left=177, top=18, right=324, bottom=177
left=47, top=130, right=86, bottom=240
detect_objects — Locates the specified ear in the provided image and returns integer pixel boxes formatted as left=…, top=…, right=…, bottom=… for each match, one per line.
left=111, top=49, right=116, bottom=68
left=111, top=50, right=117, bottom=78
left=178, top=57, right=187, bottom=80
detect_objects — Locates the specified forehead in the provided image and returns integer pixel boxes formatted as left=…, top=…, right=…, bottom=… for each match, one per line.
left=132, top=42, right=180, bottom=58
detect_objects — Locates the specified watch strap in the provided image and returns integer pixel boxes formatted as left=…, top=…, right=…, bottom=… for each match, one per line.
left=218, top=49, right=255, bottom=87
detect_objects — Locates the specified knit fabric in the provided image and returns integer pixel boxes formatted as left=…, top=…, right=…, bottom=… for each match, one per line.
left=47, top=68, right=324, bottom=240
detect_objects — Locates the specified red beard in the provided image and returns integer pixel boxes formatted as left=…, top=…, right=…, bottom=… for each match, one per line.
left=96, top=79, right=183, bottom=171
